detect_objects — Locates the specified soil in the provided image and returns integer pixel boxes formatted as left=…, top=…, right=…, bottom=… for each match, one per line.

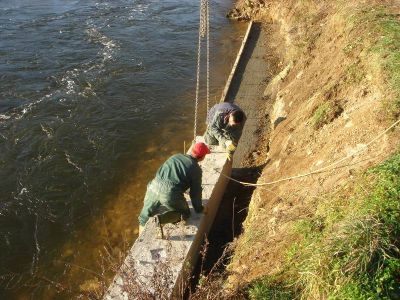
left=194, top=0, right=400, bottom=294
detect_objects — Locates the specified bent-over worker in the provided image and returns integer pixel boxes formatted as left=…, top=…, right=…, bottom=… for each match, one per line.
left=138, top=142, right=210, bottom=237
left=204, top=102, right=245, bottom=160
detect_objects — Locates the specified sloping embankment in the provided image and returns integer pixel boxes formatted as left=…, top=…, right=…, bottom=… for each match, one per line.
left=225, top=0, right=400, bottom=298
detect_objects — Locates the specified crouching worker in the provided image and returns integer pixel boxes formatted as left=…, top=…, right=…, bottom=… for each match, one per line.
left=204, top=102, right=245, bottom=161
left=138, top=142, right=211, bottom=238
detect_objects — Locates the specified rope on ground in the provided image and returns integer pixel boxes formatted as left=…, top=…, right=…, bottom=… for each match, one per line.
left=219, top=118, right=400, bottom=187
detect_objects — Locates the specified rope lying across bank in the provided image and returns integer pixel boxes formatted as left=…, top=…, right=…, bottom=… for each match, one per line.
left=218, top=118, right=400, bottom=187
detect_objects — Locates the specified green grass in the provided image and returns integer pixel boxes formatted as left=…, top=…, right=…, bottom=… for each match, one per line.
left=247, top=151, right=400, bottom=299
left=248, top=275, right=296, bottom=300
left=349, top=6, right=400, bottom=118
left=311, top=101, right=343, bottom=129
left=345, top=62, right=364, bottom=84
left=377, top=12, right=400, bottom=119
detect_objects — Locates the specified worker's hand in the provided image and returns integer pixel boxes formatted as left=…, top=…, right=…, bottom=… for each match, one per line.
left=203, top=205, right=208, bottom=215
left=225, top=140, right=236, bottom=152
left=226, top=152, right=233, bottom=161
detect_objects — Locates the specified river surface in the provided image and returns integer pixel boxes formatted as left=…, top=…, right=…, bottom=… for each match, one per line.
left=0, top=0, right=245, bottom=298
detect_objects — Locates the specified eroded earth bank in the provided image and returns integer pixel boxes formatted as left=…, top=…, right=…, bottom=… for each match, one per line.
left=200, top=0, right=400, bottom=299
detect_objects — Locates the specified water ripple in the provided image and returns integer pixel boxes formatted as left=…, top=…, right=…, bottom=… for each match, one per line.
left=0, top=0, right=244, bottom=298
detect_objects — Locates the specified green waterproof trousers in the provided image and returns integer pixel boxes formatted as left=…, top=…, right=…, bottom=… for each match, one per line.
left=204, top=128, right=220, bottom=146
left=138, top=179, right=191, bottom=226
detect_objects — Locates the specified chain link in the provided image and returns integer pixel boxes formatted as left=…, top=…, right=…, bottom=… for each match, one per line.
left=206, top=0, right=210, bottom=113
left=194, top=0, right=203, bottom=142
left=194, top=0, right=210, bottom=142
left=200, top=0, right=207, bottom=38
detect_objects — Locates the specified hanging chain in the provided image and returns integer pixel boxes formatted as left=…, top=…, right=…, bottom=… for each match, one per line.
left=200, top=0, right=207, bottom=38
left=206, top=0, right=210, bottom=113
left=194, top=0, right=210, bottom=142
left=194, top=0, right=203, bottom=142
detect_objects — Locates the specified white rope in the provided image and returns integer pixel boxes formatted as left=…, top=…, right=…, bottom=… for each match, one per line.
left=219, top=118, right=400, bottom=186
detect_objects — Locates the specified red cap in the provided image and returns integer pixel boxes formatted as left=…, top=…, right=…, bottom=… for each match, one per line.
left=191, top=142, right=211, bottom=158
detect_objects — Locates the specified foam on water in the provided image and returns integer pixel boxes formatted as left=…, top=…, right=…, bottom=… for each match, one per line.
left=40, top=124, right=53, bottom=138
left=65, top=152, right=83, bottom=173
left=85, top=26, right=119, bottom=63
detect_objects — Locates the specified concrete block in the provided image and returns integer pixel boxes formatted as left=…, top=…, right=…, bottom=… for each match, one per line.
left=104, top=137, right=232, bottom=299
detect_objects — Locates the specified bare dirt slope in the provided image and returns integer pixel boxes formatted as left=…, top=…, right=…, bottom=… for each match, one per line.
left=225, top=0, right=400, bottom=290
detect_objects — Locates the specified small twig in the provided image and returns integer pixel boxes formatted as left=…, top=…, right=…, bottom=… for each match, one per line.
left=232, top=197, right=236, bottom=240
left=54, top=260, right=105, bottom=279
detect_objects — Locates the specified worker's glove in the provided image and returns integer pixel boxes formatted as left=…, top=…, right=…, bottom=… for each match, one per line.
left=225, top=140, right=236, bottom=153
left=226, top=152, right=233, bottom=161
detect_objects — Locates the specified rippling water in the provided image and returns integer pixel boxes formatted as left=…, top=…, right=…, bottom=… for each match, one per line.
left=0, top=0, right=245, bottom=298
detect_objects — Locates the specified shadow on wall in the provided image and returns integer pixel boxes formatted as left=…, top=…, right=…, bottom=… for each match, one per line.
left=189, top=163, right=267, bottom=290
left=225, top=23, right=262, bottom=103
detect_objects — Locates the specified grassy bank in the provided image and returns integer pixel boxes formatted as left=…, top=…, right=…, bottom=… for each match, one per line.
left=248, top=151, right=400, bottom=299
left=370, top=6, right=400, bottom=118
left=347, top=4, right=400, bottom=118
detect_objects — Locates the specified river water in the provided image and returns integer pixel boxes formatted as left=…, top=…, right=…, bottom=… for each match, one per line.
left=0, top=0, right=245, bottom=298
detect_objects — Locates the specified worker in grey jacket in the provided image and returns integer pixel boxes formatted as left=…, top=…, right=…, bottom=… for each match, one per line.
left=204, top=102, right=245, bottom=160
left=138, top=142, right=210, bottom=237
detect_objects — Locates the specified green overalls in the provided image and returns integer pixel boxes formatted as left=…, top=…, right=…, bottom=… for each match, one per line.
left=138, top=154, right=203, bottom=226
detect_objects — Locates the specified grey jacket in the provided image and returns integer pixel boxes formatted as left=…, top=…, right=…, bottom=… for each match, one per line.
left=206, top=102, right=244, bottom=145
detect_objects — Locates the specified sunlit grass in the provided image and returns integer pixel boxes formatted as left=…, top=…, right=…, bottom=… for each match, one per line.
left=247, top=151, right=400, bottom=299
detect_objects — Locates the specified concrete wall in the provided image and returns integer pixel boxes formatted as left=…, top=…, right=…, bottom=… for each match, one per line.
left=104, top=141, right=231, bottom=299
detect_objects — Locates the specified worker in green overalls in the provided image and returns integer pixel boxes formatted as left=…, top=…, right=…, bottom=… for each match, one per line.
left=138, top=142, right=210, bottom=238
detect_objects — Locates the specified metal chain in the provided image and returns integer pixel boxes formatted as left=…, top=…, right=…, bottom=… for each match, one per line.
left=206, top=0, right=210, bottom=113
left=194, top=0, right=203, bottom=142
left=194, top=0, right=210, bottom=142
left=200, top=0, right=207, bottom=38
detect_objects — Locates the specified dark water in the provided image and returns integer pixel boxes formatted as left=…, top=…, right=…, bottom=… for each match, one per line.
left=0, top=0, right=245, bottom=298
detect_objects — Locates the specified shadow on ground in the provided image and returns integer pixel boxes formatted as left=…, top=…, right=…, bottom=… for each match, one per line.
left=188, top=164, right=265, bottom=296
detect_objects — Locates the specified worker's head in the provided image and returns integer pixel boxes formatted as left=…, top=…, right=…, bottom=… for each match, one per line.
left=228, top=110, right=245, bottom=127
left=191, top=142, right=211, bottom=161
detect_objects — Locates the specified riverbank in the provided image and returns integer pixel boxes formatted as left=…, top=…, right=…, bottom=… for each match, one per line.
left=194, top=0, right=400, bottom=298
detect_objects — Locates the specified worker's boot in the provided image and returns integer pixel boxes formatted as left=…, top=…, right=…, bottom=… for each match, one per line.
left=154, top=215, right=164, bottom=239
